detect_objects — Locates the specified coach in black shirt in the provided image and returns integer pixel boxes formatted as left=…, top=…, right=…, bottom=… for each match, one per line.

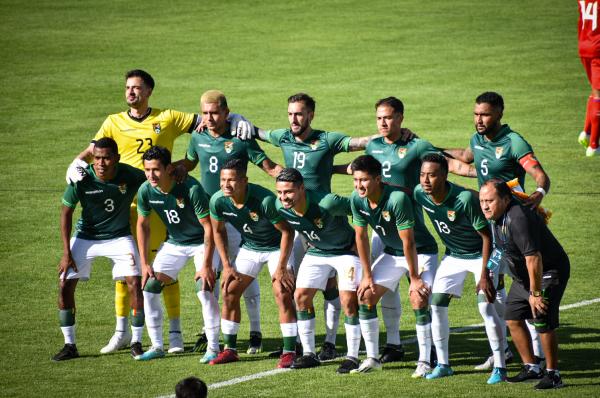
left=479, top=179, right=569, bottom=390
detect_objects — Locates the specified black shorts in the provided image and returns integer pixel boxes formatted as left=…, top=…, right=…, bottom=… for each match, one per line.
left=504, top=270, right=569, bottom=332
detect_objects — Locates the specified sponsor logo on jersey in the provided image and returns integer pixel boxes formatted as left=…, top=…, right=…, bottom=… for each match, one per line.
left=153, top=123, right=161, bottom=134
left=84, top=189, right=103, bottom=195
left=249, top=211, right=259, bottom=221
left=310, top=140, right=319, bottom=150
left=371, top=150, right=384, bottom=154
left=422, top=205, right=435, bottom=213
left=447, top=210, right=456, bottom=221
left=224, top=141, right=234, bottom=154
left=118, top=184, right=127, bottom=194
left=223, top=211, right=238, bottom=217
left=198, top=144, right=211, bottom=148
left=397, top=148, right=407, bottom=159
left=287, top=220, right=300, bottom=225
left=474, top=145, right=484, bottom=150
left=149, top=200, right=164, bottom=204
left=314, top=217, right=323, bottom=229
left=359, top=209, right=370, bottom=216
left=382, top=211, right=391, bottom=221
left=176, top=198, right=185, bottom=208
left=495, top=147, right=503, bottom=159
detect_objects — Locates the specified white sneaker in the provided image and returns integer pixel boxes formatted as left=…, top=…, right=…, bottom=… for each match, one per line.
left=168, top=331, right=184, bottom=354
left=586, top=146, right=600, bottom=157
left=579, top=131, right=590, bottom=148
left=350, top=357, right=382, bottom=373
left=411, top=361, right=432, bottom=378
left=100, top=331, right=131, bottom=354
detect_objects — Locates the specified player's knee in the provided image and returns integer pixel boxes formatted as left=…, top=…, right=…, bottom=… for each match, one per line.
left=144, top=278, right=163, bottom=294
left=294, top=289, right=312, bottom=309
left=431, top=293, right=451, bottom=307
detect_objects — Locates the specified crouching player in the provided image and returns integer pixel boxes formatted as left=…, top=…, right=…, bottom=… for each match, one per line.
left=54, top=137, right=146, bottom=361
left=135, top=146, right=220, bottom=362
left=350, top=155, right=433, bottom=375
left=208, top=159, right=296, bottom=367
left=414, top=154, right=507, bottom=383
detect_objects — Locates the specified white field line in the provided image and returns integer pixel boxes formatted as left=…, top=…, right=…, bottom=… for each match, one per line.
left=156, top=297, right=600, bottom=397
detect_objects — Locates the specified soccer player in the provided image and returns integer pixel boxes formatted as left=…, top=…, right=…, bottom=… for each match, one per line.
left=53, top=138, right=146, bottom=361
left=174, top=90, right=283, bottom=354
left=443, top=91, right=551, bottom=369
left=578, top=0, right=600, bottom=156
left=135, top=146, right=220, bottom=362
left=275, top=168, right=364, bottom=373
left=414, top=154, right=506, bottom=384
left=479, top=180, right=570, bottom=390
left=350, top=155, right=432, bottom=376
left=208, top=159, right=296, bottom=368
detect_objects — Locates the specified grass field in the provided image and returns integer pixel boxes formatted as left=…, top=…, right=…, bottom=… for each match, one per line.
left=1, top=0, right=599, bottom=397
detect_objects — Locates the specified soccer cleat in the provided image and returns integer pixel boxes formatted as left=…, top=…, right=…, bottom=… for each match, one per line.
left=192, top=332, right=208, bottom=353
left=506, top=365, right=543, bottom=383
left=52, top=344, right=79, bottom=361
left=130, top=342, right=144, bottom=359
left=350, top=357, right=382, bottom=374
left=135, top=346, right=165, bottom=361
left=209, top=348, right=240, bottom=365
left=199, top=350, right=218, bottom=364
left=317, top=342, right=337, bottom=361
left=586, top=146, right=600, bottom=157
left=411, top=361, right=432, bottom=378
left=290, top=353, right=321, bottom=369
left=425, top=364, right=454, bottom=380
left=168, top=331, right=184, bottom=354
left=336, top=356, right=359, bottom=374
left=100, top=331, right=131, bottom=354
left=579, top=131, right=590, bottom=148
left=474, top=348, right=513, bottom=370
left=246, top=331, right=263, bottom=354
left=379, top=344, right=405, bottom=363
left=277, top=352, right=296, bottom=369
left=268, top=342, right=302, bottom=358
left=535, top=370, right=563, bottom=390
left=487, top=367, right=507, bottom=385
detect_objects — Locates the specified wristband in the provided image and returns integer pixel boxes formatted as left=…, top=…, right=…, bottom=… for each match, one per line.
left=530, top=290, right=542, bottom=297
left=535, top=187, right=546, bottom=197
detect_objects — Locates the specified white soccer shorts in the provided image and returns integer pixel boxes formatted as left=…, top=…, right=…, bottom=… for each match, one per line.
left=295, top=254, right=361, bottom=292
left=370, top=232, right=384, bottom=262
left=152, top=241, right=221, bottom=280
left=234, top=247, right=294, bottom=279
left=432, top=255, right=500, bottom=297
left=225, top=222, right=242, bottom=261
left=372, top=253, right=438, bottom=291
left=62, top=235, right=140, bottom=281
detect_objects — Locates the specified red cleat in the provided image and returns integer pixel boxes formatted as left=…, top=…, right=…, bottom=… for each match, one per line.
left=209, top=348, right=240, bottom=365
left=277, top=352, right=296, bottom=368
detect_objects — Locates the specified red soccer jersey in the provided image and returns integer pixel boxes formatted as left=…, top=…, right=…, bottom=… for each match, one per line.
left=579, top=0, right=600, bottom=57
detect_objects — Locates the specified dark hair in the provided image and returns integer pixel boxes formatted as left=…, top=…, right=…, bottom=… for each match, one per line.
left=481, top=178, right=512, bottom=200
left=288, top=93, right=316, bottom=112
left=276, top=167, right=304, bottom=186
left=222, top=158, right=247, bottom=177
left=375, top=96, right=404, bottom=114
left=350, top=155, right=382, bottom=177
left=475, top=91, right=504, bottom=112
left=94, top=137, right=119, bottom=156
left=142, top=145, right=171, bottom=166
left=125, top=69, right=155, bottom=90
left=175, top=376, right=207, bottom=398
left=421, top=153, right=448, bottom=176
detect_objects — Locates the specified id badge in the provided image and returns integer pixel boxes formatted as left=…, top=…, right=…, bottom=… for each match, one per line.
left=486, top=248, right=503, bottom=276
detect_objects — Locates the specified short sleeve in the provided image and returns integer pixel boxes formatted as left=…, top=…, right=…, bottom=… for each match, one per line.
left=246, top=139, right=268, bottom=166
left=264, top=129, right=286, bottom=147
left=190, top=183, right=210, bottom=219
left=209, top=193, right=225, bottom=221
left=93, top=117, right=114, bottom=142
left=137, top=184, right=152, bottom=216
left=325, top=131, right=351, bottom=154
left=508, top=206, right=540, bottom=257
left=62, top=184, right=79, bottom=208
left=168, top=109, right=198, bottom=134
left=417, top=139, right=440, bottom=158
left=350, top=194, right=368, bottom=227
left=390, top=191, right=415, bottom=230
left=186, top=133, right=200, bottom=162
left=323, top=193, right=351, bottom=216
left=510, top=134, right=534, bottom=161
left=462, top=190, right=488, bottom=231
left=262, top=195, right=283, bottom=224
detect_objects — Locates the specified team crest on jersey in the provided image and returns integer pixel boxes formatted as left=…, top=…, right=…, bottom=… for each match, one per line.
left=397, top=148, right=407, bottom=159
left=118, top=183, right=127, bottom=194
left=447, top=210, right=456, bottom=221
left=249, top=211, right=259, bottom=222
left=382, top=211, right=391, bottom=222
left=176, top=198, right=185, bottom=208
left=495, top=147, right=503, bottom=159
left=153, top=123, right=162, bottom=134
left=310, top=140, right=319, bottom=150
left=314, top=217, right=324, bottom=229
left=224, top=141, right=234, bottom=153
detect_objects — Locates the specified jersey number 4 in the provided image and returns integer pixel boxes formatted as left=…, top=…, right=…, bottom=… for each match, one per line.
left=581, top=1, right=598, bottom=31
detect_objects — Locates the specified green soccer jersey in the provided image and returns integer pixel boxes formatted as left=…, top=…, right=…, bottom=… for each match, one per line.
left=351, top=185, right=438, bottom=256
left=62, top=163, right=146, bottom=240
left=137, top=176, right=210, bottom=246
left=414, top=182, right=488, bottom=259
left=276, top=190, right=354, bottom=257
left=469, top=124, right=533, bottom=188
left=265, top=128, right=351, bottom=192
left=210, top=183, right=283, bottom=252
left=186, top=129, right=268, bottom=196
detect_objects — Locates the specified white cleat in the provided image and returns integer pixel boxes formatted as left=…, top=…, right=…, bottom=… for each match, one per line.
left=579, top=131, right=590, bottom=148
left=100, top=331, right=132, bottom=354
left=411, top=361, right=432, bottom=378
left=586, top=146, right=600, bottom=157
left=350, top=357, right=382, bottom=374
left=168, top=331, right=184, bottom=354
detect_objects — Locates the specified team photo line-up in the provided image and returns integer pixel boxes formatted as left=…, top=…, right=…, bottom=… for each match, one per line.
left=54, top=69, right=569, bottom=390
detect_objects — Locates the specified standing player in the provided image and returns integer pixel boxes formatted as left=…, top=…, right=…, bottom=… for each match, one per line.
left=443, top=91, right=551, bottom=369
left=414, top=154, right=506, bottom=384
left=578, top=0, right=600, bottom=156
left=53, top=138, right=146, bottom=361
left=135, top=146, right=220, bottom=362
left=275, top=168, right=364, bottom=373
left=174, top=90, right=282, bottom=354
left=208, top=159, right=296, bottom=368
left=350, top=155, right=432, bottom=376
